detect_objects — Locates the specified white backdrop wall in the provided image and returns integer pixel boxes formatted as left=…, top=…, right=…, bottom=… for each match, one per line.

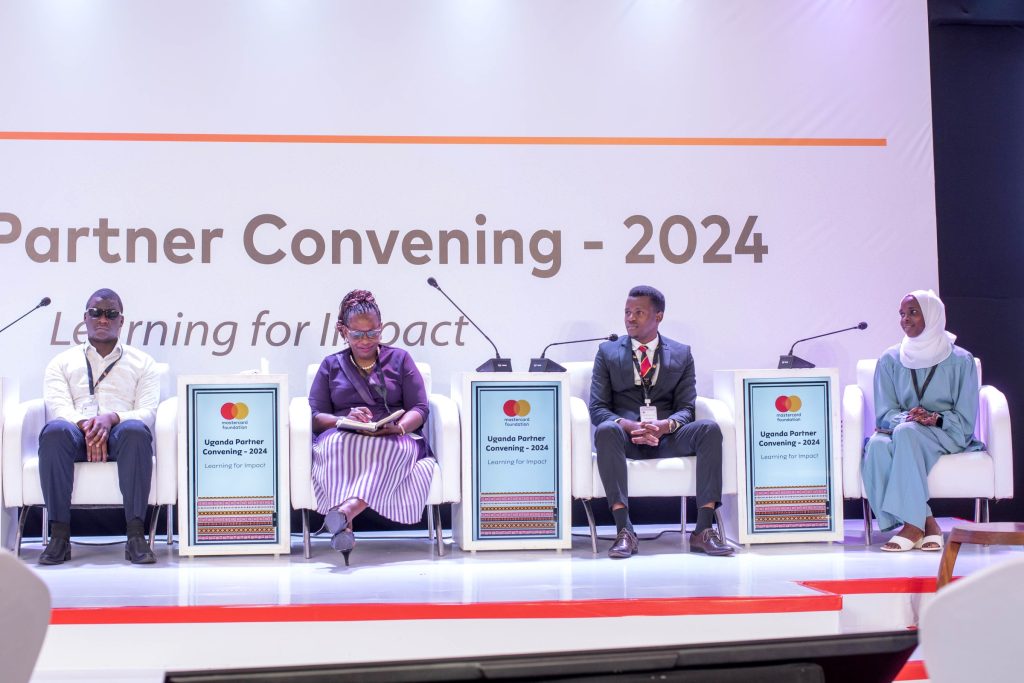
left=0, top=1, right=937, bottom=400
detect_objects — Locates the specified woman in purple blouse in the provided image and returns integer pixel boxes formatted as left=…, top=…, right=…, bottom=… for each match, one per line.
left=308, top=289, right=434, bottom=564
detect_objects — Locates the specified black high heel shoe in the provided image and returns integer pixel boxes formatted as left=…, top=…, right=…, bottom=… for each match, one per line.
left=326, top=509, right=356, bottom=565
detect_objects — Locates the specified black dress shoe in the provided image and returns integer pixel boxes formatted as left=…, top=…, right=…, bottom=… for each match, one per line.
left=125, top=535, right=156, bottom=564
left=608, top=527, right=639, bottom=559
left=689, top=528, right=734, bottom=556
left=39, top=535, right=71, bottom=565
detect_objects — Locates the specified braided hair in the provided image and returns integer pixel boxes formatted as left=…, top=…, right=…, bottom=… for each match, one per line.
left=339, top=289, right=381, bottom=326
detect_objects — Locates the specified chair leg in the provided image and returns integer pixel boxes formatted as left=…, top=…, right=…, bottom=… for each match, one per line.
left=433, top=505, right=445, bottom=557
left=14, top=507, right=28, bottom=557
left=427, top=504, right=435, bottom=540
left=302, top=509, right=311, bottom=559
left=862, top=499, right=873, bottom=546
left=166, top=504, right=174, bottom=545
left=983, top=498, right=991, bottom=523
left=680, top=497, right=688, bottom=535
left=713, top=507, right=726, bottom=538
left=148, top=505, right=161, bottom=550
left=974, top=498, right=982, bottom=523
left=581, top=499, right=598, bottom=554
left=41, top=507, right=49, bottom=545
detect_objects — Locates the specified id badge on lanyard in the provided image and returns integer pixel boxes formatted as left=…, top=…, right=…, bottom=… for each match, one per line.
left=83, top=348, right=121, bottom=419
left=80, top=395, right=99, bottom=419
left=633, top=341, right=660, bottom=423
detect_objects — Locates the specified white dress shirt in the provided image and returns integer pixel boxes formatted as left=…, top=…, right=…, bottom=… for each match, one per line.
left=43, top=342, right=160, bottom=429
left=630, top=335, right=661, bottom=385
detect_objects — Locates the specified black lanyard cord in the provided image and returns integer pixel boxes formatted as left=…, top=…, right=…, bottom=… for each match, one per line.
left=911, top=365, right=938, bottom=404
left=85, top=348, right=123, bottom=395
left=630, top=337, right=663, bottom=403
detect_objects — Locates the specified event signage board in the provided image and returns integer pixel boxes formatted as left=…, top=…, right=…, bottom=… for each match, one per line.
left=177, top=374, right=290, bottom=556
left=451, top=372, right=571, bottom=551
left=713, top=369, right=843, bottom=544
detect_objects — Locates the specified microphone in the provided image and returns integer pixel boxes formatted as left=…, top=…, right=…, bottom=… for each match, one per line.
left=530, top=334, right=619, bottom=373
left=0, top=297, right=53, bottom=336
left=778, top=322, right=868, bottom=369
left=427, top=278, right=512, bottom=372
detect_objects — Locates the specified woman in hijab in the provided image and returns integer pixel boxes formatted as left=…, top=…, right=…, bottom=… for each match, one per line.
left=862, top=289, right=983, bottom=552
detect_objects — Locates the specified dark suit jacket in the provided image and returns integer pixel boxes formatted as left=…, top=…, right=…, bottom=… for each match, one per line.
left=588, top=334, right=697, bottom=428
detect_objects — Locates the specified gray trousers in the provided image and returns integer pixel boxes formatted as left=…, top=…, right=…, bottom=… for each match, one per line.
left=594, top=418, right=723, bottom=510
left=38, top=419, right=153, bottom=525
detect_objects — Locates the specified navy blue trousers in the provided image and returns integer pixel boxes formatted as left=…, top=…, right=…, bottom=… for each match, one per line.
left=38, top=419, right=153, bottom=525
left=594, top=418, right=723, bottom=510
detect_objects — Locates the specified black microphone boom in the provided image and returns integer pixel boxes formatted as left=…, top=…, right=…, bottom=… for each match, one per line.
left=530, top=334, right=619, bottom=373
left=778, top=322, right=868, bottom=369
left=0, top=297, right=53, bottom=336
left=427, top=278, right=512, bottom=372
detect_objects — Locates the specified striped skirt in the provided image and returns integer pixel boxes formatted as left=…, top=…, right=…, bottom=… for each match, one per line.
left=311, top=430, right=435, bottom=524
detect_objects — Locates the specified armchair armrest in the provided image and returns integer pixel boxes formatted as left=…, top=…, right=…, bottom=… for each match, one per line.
left=428, top=392, right=461, bottom=504
left=980, top=385, right=1013, bottom=500
left=153, top=397, right=178, bottom=505
left=288, top=397, right=314, bottom=510
left=842, top=384, right=866, bottom=498
left=2, top=399, right=45, bottom=508
left=569, top=396, right=595, bottom=499
left=696, top=396, right=737, bottom=496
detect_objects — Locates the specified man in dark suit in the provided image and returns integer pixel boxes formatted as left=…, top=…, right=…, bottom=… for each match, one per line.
left=589, top=285, right=732, bottom=558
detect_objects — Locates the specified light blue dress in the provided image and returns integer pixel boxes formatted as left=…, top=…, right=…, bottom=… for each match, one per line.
left=861, top=345, right=984, bottom=531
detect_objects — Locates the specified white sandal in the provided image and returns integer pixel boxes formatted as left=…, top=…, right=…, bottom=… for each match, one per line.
left=880, top=534, right=917, bottom=552
left=916, top=534, right=944, bottom=551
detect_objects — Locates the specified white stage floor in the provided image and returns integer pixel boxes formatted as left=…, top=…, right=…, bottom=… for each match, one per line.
left=23, top=518, right=1022, bottom=682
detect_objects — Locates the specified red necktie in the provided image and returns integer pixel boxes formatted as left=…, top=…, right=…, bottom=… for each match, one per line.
left=638, top=345, right=652, bottom=379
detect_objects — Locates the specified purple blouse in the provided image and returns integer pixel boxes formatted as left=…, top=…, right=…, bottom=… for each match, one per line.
left=308, top=346, right=430, bottom=454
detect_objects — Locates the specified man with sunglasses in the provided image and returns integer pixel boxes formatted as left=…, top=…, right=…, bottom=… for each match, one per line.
left=37, top=288, right=161, bottom=565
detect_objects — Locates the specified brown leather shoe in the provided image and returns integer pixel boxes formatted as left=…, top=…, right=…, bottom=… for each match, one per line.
left=689, top=528, right=734, bottom=556
left=608, top=527, right=638, bottom=559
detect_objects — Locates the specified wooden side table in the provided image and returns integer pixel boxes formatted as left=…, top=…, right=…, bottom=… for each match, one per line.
left=937, top=522, right=1024, bottom=590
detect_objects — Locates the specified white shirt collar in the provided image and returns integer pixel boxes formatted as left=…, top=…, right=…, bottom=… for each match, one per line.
left=630, top=335, right=659, bottom=355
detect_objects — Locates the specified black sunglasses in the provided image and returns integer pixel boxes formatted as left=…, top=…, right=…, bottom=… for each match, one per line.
left=86, top=308, right=122, bottom=320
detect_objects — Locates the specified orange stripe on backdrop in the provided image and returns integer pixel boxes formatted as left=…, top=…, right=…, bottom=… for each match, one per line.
left=0, top=131, right=887, bottom=147
left=50, top=594, right=842, bottom=625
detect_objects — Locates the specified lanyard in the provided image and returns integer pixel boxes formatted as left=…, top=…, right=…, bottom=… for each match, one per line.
left=85, top=348, right=123, bottom=395
left=911, top=365, right=938, bottom=403
left=370, top=363, right=392, bottom=414
left=630, top=338, right=662, bottom=404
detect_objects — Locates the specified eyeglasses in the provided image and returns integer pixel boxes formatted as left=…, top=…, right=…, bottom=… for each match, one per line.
left=345, top=328, right=382, bottom=341
left=86, top=308, right=122, bottom=320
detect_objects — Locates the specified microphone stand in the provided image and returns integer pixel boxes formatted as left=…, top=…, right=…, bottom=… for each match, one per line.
left=427, top=278, right=512, bottom=372
left=0, top=298, right=52, bottom=336
left=778, top=323, right=868, bottom=369
left=529, top=335, right=618, bottom=373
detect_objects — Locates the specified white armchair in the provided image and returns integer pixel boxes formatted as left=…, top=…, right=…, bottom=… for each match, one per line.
left=842, top=358, right=1013, bottom=544
left=1, top=363, right=178, bottom=553
left=288, top=362, right=461, bottom=558
left=563, top=361, right=737, bottom=553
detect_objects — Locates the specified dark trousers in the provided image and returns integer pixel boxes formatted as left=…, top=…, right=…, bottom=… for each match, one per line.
left=594, top=418, right=723, bottom=510
left=38, top=419, right=153, bottom=525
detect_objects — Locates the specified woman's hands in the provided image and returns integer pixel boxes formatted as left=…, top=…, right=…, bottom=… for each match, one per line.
left=346, top=406, right=373, bottom=423
left=907, top=406, right=941, bottom=427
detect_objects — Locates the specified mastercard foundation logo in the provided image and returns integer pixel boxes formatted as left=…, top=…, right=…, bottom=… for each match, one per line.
left=502, top=399, right=531, bottom=417
left=220, top=402, right=250, bottom=420
left=774, top=395, right=802, bottom=413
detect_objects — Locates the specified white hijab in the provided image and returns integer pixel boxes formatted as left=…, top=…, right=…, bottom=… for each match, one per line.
left=899, top=289, right=956, bottom=369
